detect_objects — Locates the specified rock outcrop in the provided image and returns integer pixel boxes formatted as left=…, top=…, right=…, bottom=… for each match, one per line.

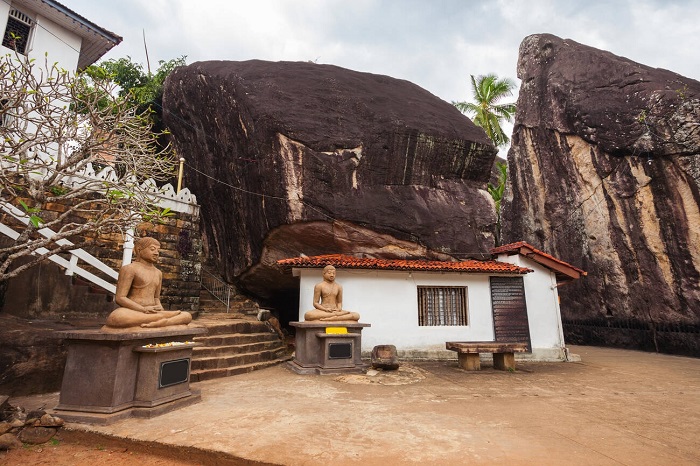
left=502, top=34, right=700, bottom=354
left=163, top=61, right=498, bottom=303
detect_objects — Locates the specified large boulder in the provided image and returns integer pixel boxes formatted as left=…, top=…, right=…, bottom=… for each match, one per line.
left=162, top=60, right=498, bottom=304
left=502, top=34, right=700, bottom=354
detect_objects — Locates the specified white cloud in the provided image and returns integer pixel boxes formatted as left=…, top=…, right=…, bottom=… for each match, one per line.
left=64, top=0, right=698, bottom=121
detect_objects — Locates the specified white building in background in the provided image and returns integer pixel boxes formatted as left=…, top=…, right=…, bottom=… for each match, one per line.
left=1, top=0, right=121, bottom=71
left=279, top=242, right=586, bottom=361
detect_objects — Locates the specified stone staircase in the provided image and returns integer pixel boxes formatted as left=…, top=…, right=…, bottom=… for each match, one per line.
left=197, top=287, right=263, bottom=317
left=196, top=288, right=229, bottom=316
left=190, top=316, right=291, bottom=382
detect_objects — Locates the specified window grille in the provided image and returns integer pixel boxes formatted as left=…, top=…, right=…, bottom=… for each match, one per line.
left=2, top=9, right=34, bottom=55
left=417, top=286, right=468, bottom=326
left=1, top=98, right=9, bottom=127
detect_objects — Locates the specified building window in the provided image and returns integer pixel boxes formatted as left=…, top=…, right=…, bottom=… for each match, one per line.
left=2, top=8, right=34, bottom=55
left=417, top=286, right=468, bottom=326
left=1, top=98, right=9, bottom=127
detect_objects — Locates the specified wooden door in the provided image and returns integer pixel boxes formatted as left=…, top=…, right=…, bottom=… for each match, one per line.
left=490, top=276, right=531, bottom=351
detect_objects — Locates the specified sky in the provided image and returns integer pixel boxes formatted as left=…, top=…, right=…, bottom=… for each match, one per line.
left=63, top=0, right=700, bottom=154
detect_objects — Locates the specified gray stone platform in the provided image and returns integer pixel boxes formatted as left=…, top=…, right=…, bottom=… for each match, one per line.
left=53, top=326, right=206, bottom=424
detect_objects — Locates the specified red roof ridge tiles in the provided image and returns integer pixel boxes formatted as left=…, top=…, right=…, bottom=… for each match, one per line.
left=490, top=242, right=587, bottom=280
left=277, top=254, right=532, bottom=274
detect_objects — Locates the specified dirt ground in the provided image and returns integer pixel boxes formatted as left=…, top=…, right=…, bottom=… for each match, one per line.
left=3, top=345, right=699, bottom=465
left=0, top=429, right=272, bottom=466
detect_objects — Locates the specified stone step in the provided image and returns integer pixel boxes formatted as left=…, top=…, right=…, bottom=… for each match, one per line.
left=194, top=332, right=280, bottom=347
left=188, top=316, right=290, bottom=382
left=197, top=288, right=230, bottom=312
left=190, top=355, right=292, bottom=383
left=193, top=340, right=284, bottom=358
left=191, top=347, right=290, bottom=371
left=196, top=320, right=271, bottom=336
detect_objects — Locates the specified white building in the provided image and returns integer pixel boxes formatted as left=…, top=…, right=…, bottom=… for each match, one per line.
left=1, top=0, right=121, bottom=71
left=279, top=242, right=586, bottom=361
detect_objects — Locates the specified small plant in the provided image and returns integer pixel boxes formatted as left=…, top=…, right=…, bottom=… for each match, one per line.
left=50, top=438, right=60, bottom=446
left=49, top=185, right=69, bottom=196
left=675, top=84, right=688, bottom=100
left=18, top=199, right=44, bottom=227
left=637, top=109, right=647, bottom=123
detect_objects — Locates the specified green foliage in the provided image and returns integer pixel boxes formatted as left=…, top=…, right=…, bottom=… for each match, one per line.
left=88, top=56, right=187, bottom=111
left=488, top=161, right=507, bottom=211
left=453, top=74, right=517, bottom=148
left=487, top=161, right=508, bottom=245
left=18, top=200, right=43, bottom=227
left=141, top=206, right=175, bottom=223
left=49, top=185, right=69, bottom=196
left=81, top=56, right=187, bottom=148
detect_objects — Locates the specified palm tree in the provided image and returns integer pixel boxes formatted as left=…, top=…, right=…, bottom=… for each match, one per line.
left=452, top=74, right=517, bottom=148
left=488, top=161, right=507, bottom=245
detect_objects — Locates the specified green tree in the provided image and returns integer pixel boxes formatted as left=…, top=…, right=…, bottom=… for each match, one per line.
left=86, top=56, right=187, bottom=147
left=488, top=161, right=507, bottom=245
left=453, top=74, right=517, bottom=148
left=92, top=55, right=187, bottom=110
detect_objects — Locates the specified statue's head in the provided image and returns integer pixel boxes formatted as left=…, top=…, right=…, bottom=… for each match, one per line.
left=133, top=237, right=160, bottom=262
left=323, top=265, right=336, bottom=281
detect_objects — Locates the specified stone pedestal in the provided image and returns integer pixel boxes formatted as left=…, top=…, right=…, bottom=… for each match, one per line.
left=288, top=321, right=370, bottom=375
left=53, top=326, right=206, bottom=424
left=371, top=344, right=400, bottom=370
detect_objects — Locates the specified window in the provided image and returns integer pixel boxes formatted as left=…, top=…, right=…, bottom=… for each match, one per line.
left=417, top=286, right=468, bottom=326
left=1, top=98, right=8, bottom=127
left=2, top=8, right=33, bottom=55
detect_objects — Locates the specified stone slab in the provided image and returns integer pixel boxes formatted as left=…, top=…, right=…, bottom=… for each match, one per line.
left=52, top=389, right=201, bottom=425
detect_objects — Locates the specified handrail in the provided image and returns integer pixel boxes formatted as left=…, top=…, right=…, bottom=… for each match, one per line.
left=0, top=201, right=118, bottom=293
left=200, top=268, right=234, bottom=313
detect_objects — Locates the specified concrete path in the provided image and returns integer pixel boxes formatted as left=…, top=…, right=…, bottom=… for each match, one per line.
left=13, top=345, right=700, bottom=465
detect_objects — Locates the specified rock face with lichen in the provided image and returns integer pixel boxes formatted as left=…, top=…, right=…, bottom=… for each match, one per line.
left=502, top=34, right=700, bottom=355
left=162, top=60, right=498, bottom=307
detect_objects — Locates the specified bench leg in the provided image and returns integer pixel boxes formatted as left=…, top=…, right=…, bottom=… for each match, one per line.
left=458, top=353, right=481, bottom=371
left=493, top=352, right=515, bottom=371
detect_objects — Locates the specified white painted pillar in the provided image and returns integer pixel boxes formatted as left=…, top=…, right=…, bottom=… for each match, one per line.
left=122, top=228, right=135, bottom=266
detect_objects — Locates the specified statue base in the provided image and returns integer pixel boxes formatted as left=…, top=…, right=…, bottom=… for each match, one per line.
left=52, top=326, right=206, bottom=425
left=288, top=321, right=370, bottom=375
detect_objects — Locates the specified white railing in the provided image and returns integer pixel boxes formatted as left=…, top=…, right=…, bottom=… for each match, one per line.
left=0, top=158, right=200, bottom=293
left=0, top=201, right=118, bottom=293
left=200, top=268, right=234, bottom=313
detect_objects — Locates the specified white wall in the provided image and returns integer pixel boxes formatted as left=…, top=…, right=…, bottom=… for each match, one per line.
left=0, top=4, right=10, bottom=31
left=1, top=6, right=82, bottom=72
left=31, top=15, right=81, bottom=71
left=297, top=268, right=497, bottom=354
left=295, top=263, right=567, bottom=361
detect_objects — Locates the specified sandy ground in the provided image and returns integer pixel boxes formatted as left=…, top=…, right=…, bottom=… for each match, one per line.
left=3, top=345, right=700, bottom=465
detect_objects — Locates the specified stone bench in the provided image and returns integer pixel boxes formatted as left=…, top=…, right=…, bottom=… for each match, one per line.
left=445, top=341, right=529, bottom=371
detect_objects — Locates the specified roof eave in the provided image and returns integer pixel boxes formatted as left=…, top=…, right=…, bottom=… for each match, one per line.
left=15, top=0, right=123, bottom=69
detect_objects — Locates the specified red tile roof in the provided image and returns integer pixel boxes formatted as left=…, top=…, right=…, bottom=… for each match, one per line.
left=277, top=254, right=532, bottom=274
left=490, top=242, right=587, bottom=280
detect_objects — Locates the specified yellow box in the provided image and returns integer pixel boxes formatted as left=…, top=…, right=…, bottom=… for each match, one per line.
left=325, top=327, right=348, bottom=334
